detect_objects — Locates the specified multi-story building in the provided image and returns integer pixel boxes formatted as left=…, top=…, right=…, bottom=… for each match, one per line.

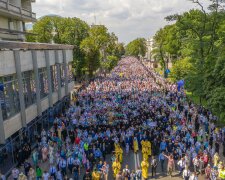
left=0, top=0, right=75, bottom=175
left=0, top=0, right=36, bottom=41
left=0, top=41, right=75, bottom=175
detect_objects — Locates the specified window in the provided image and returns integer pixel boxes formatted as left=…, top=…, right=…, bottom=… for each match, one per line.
left=38, top=68, right=48, bottom=99
left=50, top=65, right=58, bottom=92
left=22, top=71, right=36, bottom=108
left=68, top=63, right=74, bottom=83
left=60, top=64, right=65, bottom=87
left=0, top=75, right=20, bottom=120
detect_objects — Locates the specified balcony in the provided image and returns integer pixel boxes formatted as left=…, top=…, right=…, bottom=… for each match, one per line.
left=0, top=0, right=36, bottom=21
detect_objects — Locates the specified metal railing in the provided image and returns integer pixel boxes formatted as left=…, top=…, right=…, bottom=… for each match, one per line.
left=0, top=0, right=7, bottom=8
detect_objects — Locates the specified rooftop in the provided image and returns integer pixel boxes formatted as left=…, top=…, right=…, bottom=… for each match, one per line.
left=0, top=41, right=74, bottom=50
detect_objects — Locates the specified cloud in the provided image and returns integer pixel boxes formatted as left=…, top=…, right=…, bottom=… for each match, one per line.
left=33, top=0, right=209, bottom=43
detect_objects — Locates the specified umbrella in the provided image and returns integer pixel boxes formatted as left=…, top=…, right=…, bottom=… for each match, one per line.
left=177, top=80, right=185, bottom=91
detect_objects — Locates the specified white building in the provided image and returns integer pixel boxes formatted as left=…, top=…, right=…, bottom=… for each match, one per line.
left=145, top=37, right=154, bottom=60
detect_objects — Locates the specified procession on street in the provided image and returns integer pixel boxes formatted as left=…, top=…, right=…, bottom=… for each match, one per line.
left=4, top=57, right=225, bottom=180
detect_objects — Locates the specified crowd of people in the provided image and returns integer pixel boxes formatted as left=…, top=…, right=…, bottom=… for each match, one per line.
left=3, top=57, right=225, bottom=180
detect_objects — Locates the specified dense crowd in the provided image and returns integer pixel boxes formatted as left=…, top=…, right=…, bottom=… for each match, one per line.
left=2, top=57, right=225, bottom=180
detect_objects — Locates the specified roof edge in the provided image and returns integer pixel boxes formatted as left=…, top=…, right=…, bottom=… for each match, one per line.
left=0, top=41, right=74, bottom=50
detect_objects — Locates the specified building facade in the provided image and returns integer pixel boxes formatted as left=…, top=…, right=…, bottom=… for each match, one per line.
left=145, top=37, right=154, bottom=60
left=0, top=41, right=74, bottom=174
left=0, top=0, right=36, bottom=41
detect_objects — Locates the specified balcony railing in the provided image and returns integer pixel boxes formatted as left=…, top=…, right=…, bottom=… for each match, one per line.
left=0, top=0, right=36, bottom=20
left=0, top=0, right=7, bottom=8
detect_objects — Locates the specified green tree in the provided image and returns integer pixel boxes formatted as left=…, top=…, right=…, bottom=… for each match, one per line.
left=27, top=16, right=54, bottom=43
left=115, top=43, right=125, bottom=58
left=125, top=38, right=147, bottom=57
left=169, top=57, right=193, bottom=82
left=160, top=0, right=225, bottom=120
left=26, top=17, right=122, bottom=79
left=80, top=37, right=100, bottom=78
left=26, top=30, right=36, bottom=42
left=101, top=55, right=119, bottom=72
left=27, top=16, right=90, bottom=78
left=81, top=25, right=122, bottom=77
left=152, top=24, right=181, bottom=77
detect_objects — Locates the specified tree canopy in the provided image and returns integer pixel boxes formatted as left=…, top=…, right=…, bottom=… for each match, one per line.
left=125, top=38, right=147, bottom=58
left=153, top=0, right=225, bottom=121
left=27, top=17, right=125, bottom=79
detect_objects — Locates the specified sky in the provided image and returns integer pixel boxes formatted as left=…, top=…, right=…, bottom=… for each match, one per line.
left=33, top=0, right=208, bottom=44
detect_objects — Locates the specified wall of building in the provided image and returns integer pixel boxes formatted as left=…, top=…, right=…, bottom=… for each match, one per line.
left=20, top=50, right=33, bottom=71
left=21, top=0, right=31, bottom=10
left=0, top=51, right=16, bottom=76
left=9, top=0, right=21, bottom=7
left=0, top=33, right=23, bottom=41
left=0, top=16, right=8, bottom=29
left=0, top=47, right=74, bottom=141
left=3, top=113, right=22, bottom=139
left=3, top=83, right=74, bottom=139
left=0, top=49, right=72, bottom=74
left=0, top=18, right=24, bottom=41
left=25, top=104, right=37, bottom=124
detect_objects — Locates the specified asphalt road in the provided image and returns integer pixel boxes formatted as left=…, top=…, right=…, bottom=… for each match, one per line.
left=13, top=149, right=206, bottom=180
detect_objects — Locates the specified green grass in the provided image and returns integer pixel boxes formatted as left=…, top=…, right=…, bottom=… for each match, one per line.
left=186, top=91, right=225, bottom=127
left=154, top=67, right=163, bottom=75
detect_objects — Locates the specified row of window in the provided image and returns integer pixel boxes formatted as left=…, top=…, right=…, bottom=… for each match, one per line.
left=0, top=63, right=73, bottom=121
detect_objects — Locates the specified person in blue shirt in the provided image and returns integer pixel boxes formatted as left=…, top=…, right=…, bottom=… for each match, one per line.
left=159, top=151, right=165, bottom=172
left=204, top=141, right=209, bottom=149
left=97, top=161, right=103, bottom=171
left=94, top=148, right=102, bottom=160
left=160, top=139, right=167, bottom=152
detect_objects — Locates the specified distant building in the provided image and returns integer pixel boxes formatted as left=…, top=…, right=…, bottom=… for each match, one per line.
left=145, top=37, right=154, bottom=60
left=0, top=0, right=36, bottom=41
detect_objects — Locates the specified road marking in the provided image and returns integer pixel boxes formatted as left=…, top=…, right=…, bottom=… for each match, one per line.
left=134, top=152, right=137, bottom=170
left=137, top=153, right=140, bottom=167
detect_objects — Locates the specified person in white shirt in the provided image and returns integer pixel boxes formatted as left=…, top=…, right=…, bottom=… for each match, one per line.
left=192, top=156, right=199, bottom=173
left=49, top=165, right=57, bottom=179
left=42, top=171, right=50, bottom=180
left=56, top=170, right=63, bottom=180
left=0, top=171, right=6, bottom=180
left=136, top=167, right=142, bottom=180
left=183, top=167, right=191, bottom=180
left=177, top=157, right=185, bottom=175
left=122, top=165, right=130, bottom=180
left=101, top=161, right=109, bottom=180
left=67, top=155, right=74, bottom=174
left=189, top=172, right=198, bottom=180
left=12, top=168, right=19, bottom=180
left=73, top=157, right=80, bottom=166
left=58, top=158, right=67, bottom=176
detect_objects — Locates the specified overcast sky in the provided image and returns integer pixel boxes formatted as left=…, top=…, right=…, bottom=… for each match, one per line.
left=33, top=0, right=208, bottom=44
